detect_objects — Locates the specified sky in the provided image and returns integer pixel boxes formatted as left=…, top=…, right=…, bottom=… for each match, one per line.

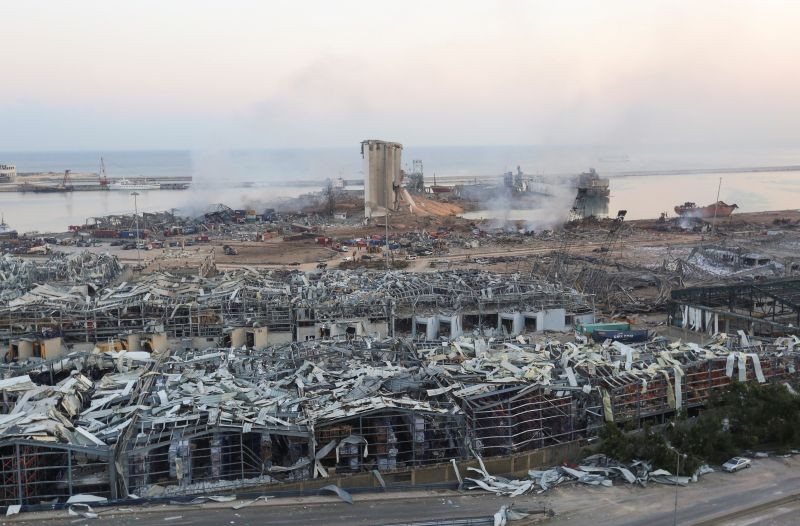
left=1, top=0, right=799, bottom=150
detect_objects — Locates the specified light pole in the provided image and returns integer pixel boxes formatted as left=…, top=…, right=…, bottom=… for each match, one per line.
left=667, top=444, right=686, bottom=526
left=131, top=191, right=141, bottom=268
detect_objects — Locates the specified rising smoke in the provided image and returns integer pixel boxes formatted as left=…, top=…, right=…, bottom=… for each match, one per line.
left=481, top=178, right=577, bottom=232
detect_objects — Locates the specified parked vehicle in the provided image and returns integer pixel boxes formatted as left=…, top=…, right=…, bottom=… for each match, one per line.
left=722, top=457, right=752, bottom=472
left=405, top=255, right=417, bottom=260
left=316, top=262, right=328, bottom=269
left=223, top=245, right=238, bottom=256
left=122, top=243, right=136, bottom=250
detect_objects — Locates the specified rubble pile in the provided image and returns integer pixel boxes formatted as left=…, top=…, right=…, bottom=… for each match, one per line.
left=466, top=453, right=710, bottom=496
left=0, top=333, right=796, bottom=506
left=0, top=267, right=593, bottom=343
left=0, top=252, right=121, bottom=304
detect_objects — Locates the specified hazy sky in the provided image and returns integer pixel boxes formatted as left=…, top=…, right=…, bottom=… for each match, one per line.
left=2, top=0, right=799, bottom=150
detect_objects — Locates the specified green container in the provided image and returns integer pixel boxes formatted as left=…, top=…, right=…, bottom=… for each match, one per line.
left=576, top=322, right=630, bottom=335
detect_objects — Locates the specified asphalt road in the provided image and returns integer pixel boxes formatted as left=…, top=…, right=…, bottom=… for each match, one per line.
left=13, top=456, right=800, bottom=526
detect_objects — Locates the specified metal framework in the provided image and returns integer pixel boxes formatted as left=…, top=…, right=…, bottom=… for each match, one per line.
left=670, top=278, right=800, bottom=335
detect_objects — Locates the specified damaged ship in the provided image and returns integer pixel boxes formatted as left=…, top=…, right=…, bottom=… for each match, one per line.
left=675, top=201, right=738, bottom=219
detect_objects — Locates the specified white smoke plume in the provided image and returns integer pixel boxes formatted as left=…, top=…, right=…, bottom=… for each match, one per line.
left=481, top=179, right=577, bottom=232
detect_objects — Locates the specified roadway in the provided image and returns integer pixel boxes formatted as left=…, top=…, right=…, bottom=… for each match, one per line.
left=13, top=456, right=800, bottom=526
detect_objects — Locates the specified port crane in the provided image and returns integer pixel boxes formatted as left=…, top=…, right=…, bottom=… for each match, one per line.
left=99, top=158, right=109, bottom=188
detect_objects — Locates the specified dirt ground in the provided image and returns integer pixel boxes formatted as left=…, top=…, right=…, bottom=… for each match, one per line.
left=215, top=240, right=335, bottom=265
left=48, top=208, right=800, bottom=282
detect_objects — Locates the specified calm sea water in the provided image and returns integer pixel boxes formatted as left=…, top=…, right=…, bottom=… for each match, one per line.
left=1, top=146, right=799, bottom=232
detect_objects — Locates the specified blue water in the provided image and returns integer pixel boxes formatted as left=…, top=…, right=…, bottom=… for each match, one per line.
left=1, top=146, right=799, bottom=232
left=5, top=145, right=800, bottom=182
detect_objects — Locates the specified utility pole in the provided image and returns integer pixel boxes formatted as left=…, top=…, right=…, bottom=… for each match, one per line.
left=711, top=176, right=722, bottom=236
left=385, top=212, right=390, bottom=270
left=673, top=450, right=680, bottom=526
left=131, top=191, right=141, bottom=268
left=666, top=443, right=685, bottom=526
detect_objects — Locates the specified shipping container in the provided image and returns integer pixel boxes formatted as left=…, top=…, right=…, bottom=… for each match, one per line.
left=91, top=229, right=118, bottom=238
left=576, top=322, right=630, bottom=335
left=118, top=230, right=149, bottom=239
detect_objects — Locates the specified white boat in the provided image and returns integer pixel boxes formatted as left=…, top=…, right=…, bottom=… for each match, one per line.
left=109, top=178, right=161, bottom=191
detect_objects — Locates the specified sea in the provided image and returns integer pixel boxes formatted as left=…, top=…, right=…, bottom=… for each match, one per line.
left=1, top=145, right=799, bottom=232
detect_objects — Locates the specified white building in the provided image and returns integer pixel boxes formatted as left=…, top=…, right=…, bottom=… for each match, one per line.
left=361, top=140, right=403, bottom=218
left=0, top=164, right=16, bottom=183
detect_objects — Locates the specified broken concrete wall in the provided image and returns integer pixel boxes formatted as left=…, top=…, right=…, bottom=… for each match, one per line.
left=541, top=308, right=567, bottom=331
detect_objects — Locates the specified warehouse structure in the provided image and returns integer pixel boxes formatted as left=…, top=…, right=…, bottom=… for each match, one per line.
left=669, top=278, right=800, bottom=336
left=0, top=263, right=595, bottom=353
left=0, top=334, right=797, bottom=507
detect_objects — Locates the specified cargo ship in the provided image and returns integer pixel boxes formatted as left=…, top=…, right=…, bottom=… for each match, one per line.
left=575, top=168, right=610, bottom=198
left=109, top=178, right=161, bottom=191
left=18, top=170, right=74, bottom=193
left=0, top=216, right=17, bottom=239
left=674, top=201, right=738, bottom=219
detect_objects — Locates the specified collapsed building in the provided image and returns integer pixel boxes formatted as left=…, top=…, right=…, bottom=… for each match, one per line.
left=0, top=334, right=797, bottom=507
left=1, top=251, right=797, bottom=508
left=0, top=267, right=595, bottom=357
left=0, top=252, right=121, bottom=303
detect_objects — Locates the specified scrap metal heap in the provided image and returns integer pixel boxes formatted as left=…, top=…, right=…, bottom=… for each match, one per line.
left=0, top=252, right=121, bottom=305
left=0, top=334, right=797, bottom=506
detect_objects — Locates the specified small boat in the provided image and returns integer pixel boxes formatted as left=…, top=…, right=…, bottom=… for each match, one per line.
left=109, top=178, right=161, bottom=191
left=674, top=201, right=738, bottom=219
left=428, top=172, right=453, bottom=194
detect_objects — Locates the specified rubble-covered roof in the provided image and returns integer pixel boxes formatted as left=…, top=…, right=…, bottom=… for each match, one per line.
left=0, top=333, right=796, bottom=449
left=0, top=252, right=121, bottom=305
